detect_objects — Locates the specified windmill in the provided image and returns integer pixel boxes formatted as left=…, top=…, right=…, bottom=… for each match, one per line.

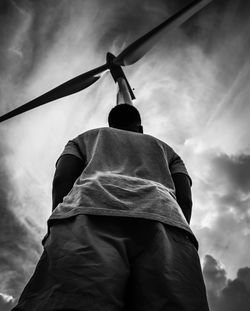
left=0, top=0, right=212, bottom=123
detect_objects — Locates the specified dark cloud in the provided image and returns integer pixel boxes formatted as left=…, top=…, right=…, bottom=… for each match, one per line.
left=0, top=293, right=17, bottom=311
left=96, top=0, right=173, bottom=52
left=0, top=0, right=69, bottom=80
left=203, top=254, right=227, bottom=293
left=0, top=0, right=95, bottom=114
left=218, top=279, right=250, bottom=311
left=237, top=267, right=250, bottom=292
left=210, top=153, right=250, bottom=222
left=203, top=255, right=250, bottom=311
left=212, top=154, right=250, bottom=193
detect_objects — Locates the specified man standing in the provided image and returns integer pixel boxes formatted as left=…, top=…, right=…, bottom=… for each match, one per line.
left=13, top=104, right=209, bottom=311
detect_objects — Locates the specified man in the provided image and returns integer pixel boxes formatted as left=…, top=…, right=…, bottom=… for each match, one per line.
left=13, top=104, right=209, bottom=311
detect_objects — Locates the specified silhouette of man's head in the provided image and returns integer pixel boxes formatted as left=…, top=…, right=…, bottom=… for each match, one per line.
left=108, top=104, right=143, bottom=133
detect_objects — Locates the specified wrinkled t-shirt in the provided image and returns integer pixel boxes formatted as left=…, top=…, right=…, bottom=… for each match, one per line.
left=49, top=127, right=196, bottom=240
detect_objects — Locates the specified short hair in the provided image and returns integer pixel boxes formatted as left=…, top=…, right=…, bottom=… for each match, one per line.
left=108, top=104, right=141, bottom=128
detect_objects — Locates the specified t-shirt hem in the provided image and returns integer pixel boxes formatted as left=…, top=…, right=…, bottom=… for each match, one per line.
left=47, top=208, right=198, bottom=248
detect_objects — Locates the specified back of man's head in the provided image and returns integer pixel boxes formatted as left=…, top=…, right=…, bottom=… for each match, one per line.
left=108, top=104, right=143, bottom=133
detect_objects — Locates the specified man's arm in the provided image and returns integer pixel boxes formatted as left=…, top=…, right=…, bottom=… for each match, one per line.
left=52, top=154, right=85, bottom=211
left=172, top=173, right=192, bottom=224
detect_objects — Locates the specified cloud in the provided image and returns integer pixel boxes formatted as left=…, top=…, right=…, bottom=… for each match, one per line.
left=0, top=293, right=17, bottom=311
left=180, top=0, right=250, bottom=156
left=212, top=154, right=250, bottom=194
left=203, top=255, right=250, bottom=311
left=191, top=151, right=250, bottom=278
left=209, top=153, right=250, bottom=230
left=203, top=254, right=227, bottom=294
left=0, top=140, right=46, bottom=298
left=237, top=267, right=250, bottom=292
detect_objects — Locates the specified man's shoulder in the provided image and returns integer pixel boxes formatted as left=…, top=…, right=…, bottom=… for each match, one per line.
left=75, top=127, right=172, bottom=148
left=74, top=127, right=107, bottom=139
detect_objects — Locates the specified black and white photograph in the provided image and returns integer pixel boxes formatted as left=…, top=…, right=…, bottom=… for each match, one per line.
left=0, top=0, right=249, bottom=310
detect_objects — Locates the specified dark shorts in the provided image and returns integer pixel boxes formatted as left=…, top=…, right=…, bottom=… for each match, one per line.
left=13, top=215, right=209, bottom=311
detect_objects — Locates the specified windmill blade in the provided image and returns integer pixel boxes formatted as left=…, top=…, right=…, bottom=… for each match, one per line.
left=114, top=0, right=212, bottom=66
left=0, top=0, right=213, bottom=123
left=0, top=64, right=108, bottom=122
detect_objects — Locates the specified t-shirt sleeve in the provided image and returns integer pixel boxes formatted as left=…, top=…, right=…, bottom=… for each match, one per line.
left=169, top=149, right=192, bottom=186
left=56, top=138, right=85, bottom=166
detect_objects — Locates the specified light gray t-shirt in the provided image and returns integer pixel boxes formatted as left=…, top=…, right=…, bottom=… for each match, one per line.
left=49, top=127, right=196, bottom=240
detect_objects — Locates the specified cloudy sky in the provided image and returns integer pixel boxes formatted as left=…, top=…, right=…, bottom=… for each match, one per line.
left=0, top=0, right=250, bottom=310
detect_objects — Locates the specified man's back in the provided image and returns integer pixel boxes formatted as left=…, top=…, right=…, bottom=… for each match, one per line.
left=50, top=127, right=195, bottom=241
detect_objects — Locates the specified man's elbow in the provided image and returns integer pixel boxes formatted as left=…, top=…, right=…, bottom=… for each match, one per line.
left=183, top=196, right=192, bottom=209
left=177, top=197, right=192, bottom=224
left=52, top=175, right=75, bottom=199
left=52, top=176, right=73, bottom=211
left=52, top=174, right=65, bottom=188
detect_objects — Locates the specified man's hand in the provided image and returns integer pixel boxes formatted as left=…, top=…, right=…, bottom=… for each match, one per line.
left=172, top=173, right=192, bottom=224
left=52, top=154, right=85, bottom=211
